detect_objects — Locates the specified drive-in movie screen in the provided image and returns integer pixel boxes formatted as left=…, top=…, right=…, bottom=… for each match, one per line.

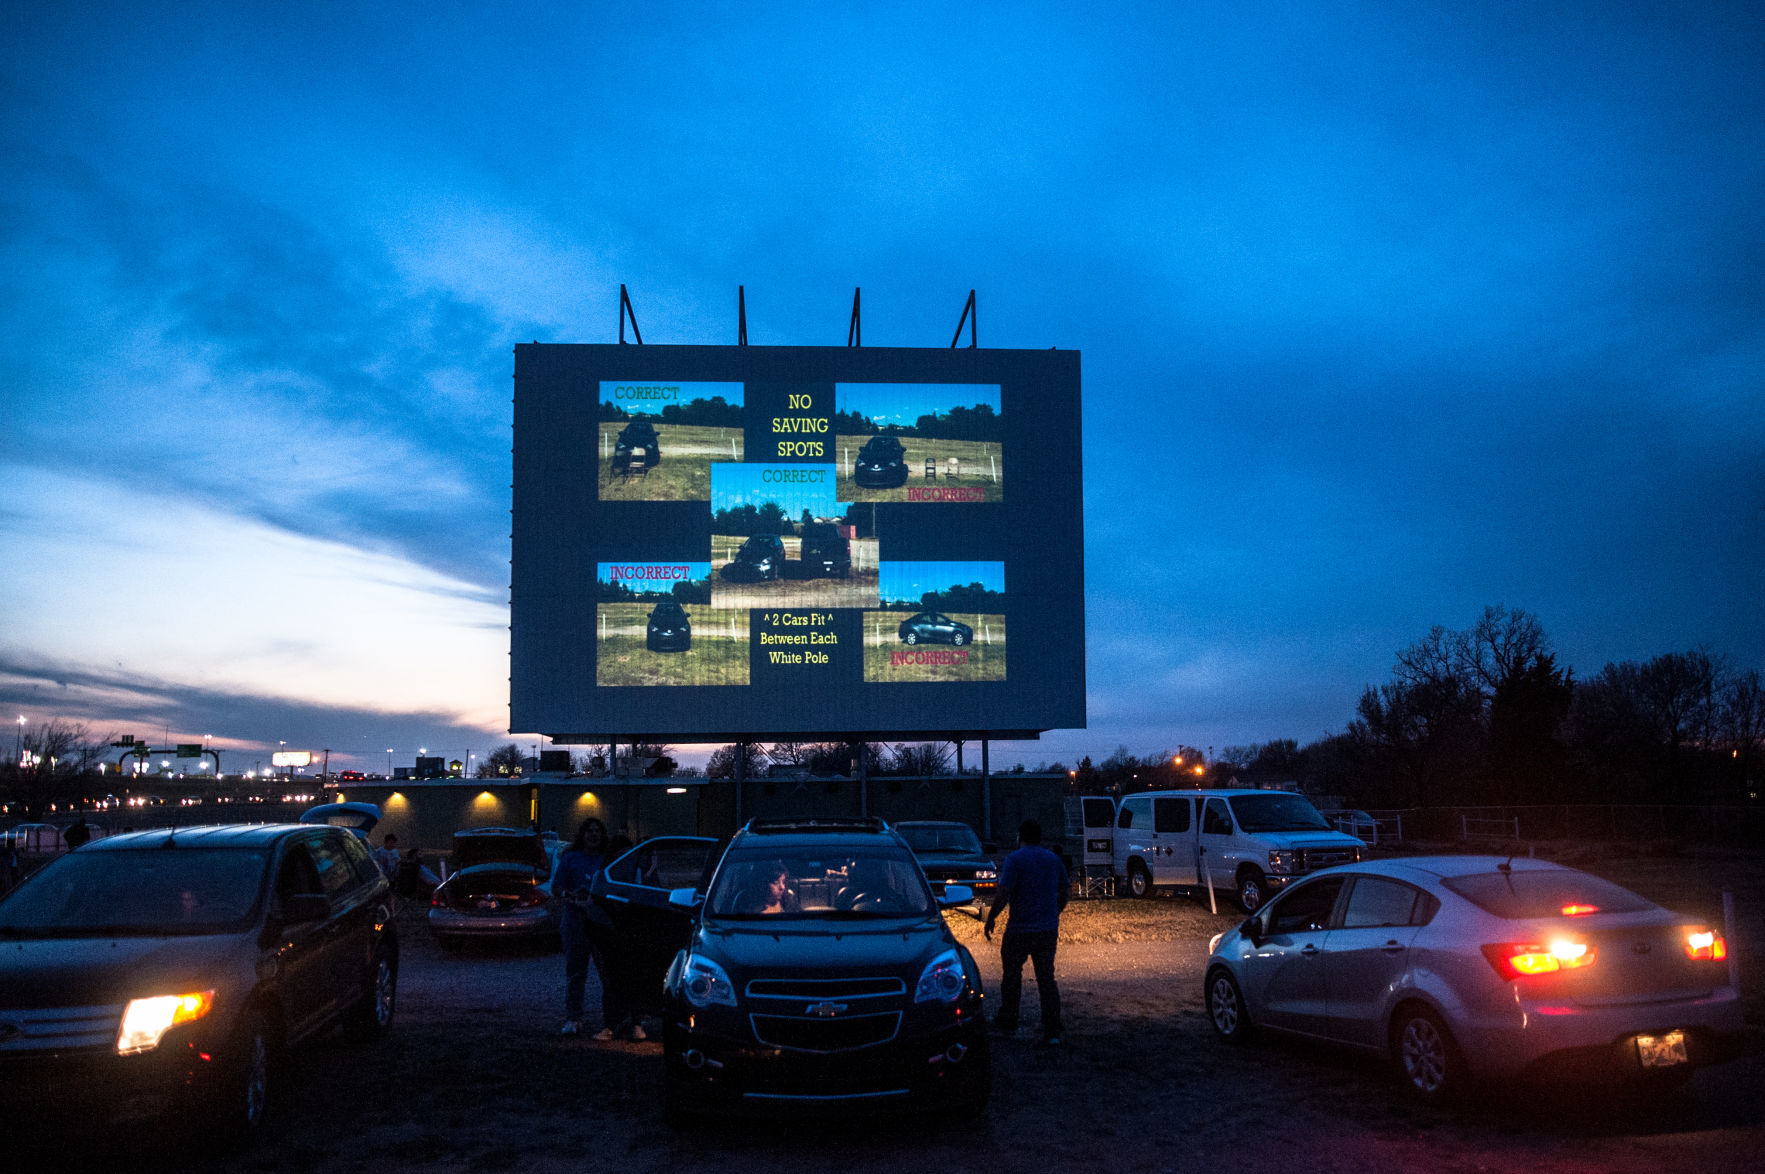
left=512, top=344, right=1083, bottom=740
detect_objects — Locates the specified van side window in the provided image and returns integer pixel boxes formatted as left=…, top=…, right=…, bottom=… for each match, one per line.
left=1153, top=798, right=1190, bottom=834
left=1082, top=797, right=1115, bottom=827
left=1201, top=799, right=1232, bottom=836
left=1116, top=796, right=1150, bottom=830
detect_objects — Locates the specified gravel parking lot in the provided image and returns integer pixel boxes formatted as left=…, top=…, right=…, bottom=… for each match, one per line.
left=28, top=847, right=1765, bottom=1173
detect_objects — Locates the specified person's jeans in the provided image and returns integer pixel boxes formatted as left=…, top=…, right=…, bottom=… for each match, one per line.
left=996, top=928, right=1061, bottom=1037
left=561, top=908, right=593, bottom=1020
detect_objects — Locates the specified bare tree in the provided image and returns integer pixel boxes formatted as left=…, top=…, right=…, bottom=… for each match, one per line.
left=6, top=719, right=111, bottom=818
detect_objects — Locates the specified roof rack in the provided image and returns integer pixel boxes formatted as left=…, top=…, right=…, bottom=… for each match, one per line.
left=741, top=817, right=890, bottom=835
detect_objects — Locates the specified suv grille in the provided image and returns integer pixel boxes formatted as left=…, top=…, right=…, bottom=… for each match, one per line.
left=746, top=977, right=904, bottom=1000
left=0, top=1004, right=123, bottom=1053
left=750, top=1011, right=901, bottom=1052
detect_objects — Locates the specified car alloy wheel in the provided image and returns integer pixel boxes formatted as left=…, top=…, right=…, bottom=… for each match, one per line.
left=1206, top=969, right=1251, bottom=1042
left=903, top=631, right=919, bottom=645
left=952, top=631, right=968, bottom=645
left=1396, top=1007, right=1461, bottom=1100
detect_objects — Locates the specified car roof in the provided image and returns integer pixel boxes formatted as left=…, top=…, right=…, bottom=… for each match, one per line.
left=81, top=824, right=316, bottom=850
left=731, top=817, right=903, bottom=851
left=1306, top=855, right=1573, bottom=886
left=893, top=820, right=972, bottom=830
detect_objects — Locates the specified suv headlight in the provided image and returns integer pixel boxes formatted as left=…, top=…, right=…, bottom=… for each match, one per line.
left=681, top=955, right=737, bottom=1008
left=118, top=990, right=214, bottom=1055
left=974, top=868, right=997, bottom=881
left=1267, top=850, right=1297, bottom=874
left=915, top=949, right=967, bottom=1004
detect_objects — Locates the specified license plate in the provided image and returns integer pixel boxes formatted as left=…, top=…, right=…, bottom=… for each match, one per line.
left=1635, top=1031, right=1688, bottom=1068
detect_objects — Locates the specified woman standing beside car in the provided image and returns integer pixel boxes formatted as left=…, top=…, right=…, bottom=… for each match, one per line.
left=552, top=818, right=612, bottom=1036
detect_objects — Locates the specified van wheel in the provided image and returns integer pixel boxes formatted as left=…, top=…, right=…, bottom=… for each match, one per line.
left=1127, top=861, right=1152, bottom=898
left=1236, top=870, right=1267, bottom=913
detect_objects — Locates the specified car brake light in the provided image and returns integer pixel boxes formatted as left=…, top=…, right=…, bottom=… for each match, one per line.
left=1559, top=904, right=1600, bottom=916
left=1685, top=929, right=1727, bottom=961
left=431, top=891, right=446, bottom=907
left=515, top=889, right=548, bottom=908
left=1481, top=940, right=1598, bottom=980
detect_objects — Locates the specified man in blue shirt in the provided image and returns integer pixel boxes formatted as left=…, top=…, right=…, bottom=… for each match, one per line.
left=984, top=819, right=1069, bottom=1044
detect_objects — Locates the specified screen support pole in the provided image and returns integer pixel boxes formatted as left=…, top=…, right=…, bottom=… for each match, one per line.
left=619, top=284, right=643, bottom=344
left=950, top=289, right=977, bottom=348
left=857, top=739, right=868, bottom=817
left=847, top=287, right=861, bottom=346
left=981, top=739, right=991, bottom=842
left=738, top=285, right=747, bottom=346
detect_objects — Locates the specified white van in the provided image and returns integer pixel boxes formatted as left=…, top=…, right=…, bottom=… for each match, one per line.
left=1111, top=789, right=1364, bottom=912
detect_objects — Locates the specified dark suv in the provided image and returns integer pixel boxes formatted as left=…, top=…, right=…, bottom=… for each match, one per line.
left=612, top=418, right=662, bottom=474
left=719, top=534, right=785, bottom=582
left=852, top=434, right=909, bottom=488
left=798, top=521, right=852, bottom=579
left=658, top=817, right=989, bottom=1121
left=0, top=825, right=397, bottom=1141
left=646, top=600, right=693, bottom=651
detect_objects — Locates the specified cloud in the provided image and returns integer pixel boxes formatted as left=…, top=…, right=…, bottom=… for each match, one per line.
left=0, top=463, right=509, bottom=732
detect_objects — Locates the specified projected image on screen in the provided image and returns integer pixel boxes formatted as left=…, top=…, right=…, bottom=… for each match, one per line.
left=594, top=562, right=749, bottom=686
left=597, top=381, right=744, bottom=501
left=834, top=383, right=1003, bottom=504
left=710, top=465, right=880, bottom=609
left=863, top=561, right=1005, bottom=682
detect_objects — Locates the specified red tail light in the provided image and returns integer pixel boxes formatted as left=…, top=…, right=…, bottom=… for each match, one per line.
left=515, top=888, right=549, bottom=908
left=430, top=890, right=446, bottom=907
left=1685, top=929, right=1728, bottom=961
left=1559, top=904, right=1600, bottom=916
left=1481, top=940, right=1598, bottom=980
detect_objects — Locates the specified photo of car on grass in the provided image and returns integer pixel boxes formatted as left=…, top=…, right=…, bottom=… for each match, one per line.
left=594, top=562, right=749, bottom=686
left=863, top=560, right=1005, bottom=682
left=833, top=382, right=1003, bottom=503
left=596, top=381, right=743, bottom=502
left=709, top=464, right=879, bottom=609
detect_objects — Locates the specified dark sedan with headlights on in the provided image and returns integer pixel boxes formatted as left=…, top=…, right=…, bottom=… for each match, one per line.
left=428, top=827, right=559, bottom=950
left=0, top=825, right=397, bottom=1142
left=894, top=820, right=997, bottom=908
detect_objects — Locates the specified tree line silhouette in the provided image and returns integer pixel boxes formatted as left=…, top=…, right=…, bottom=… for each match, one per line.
left=876, top=581, right=1006, bottom=614
left=594, top=577, right=711, bottom=604
left=599, top=395, right=743, bottom=428
left=833, top=402, right=1001, bottom=442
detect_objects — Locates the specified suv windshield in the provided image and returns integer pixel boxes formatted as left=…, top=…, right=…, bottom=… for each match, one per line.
left=860, top=436, right=901, bottom=457
left=0, top=848, right=270, bottom=937
left=1228, top=794, right=1332, bottom=833
left=1441, top=870, right=1655, bottom=919
left=707, top=846, right=935, bottom=919
left=898, top=825, right=983, bottom=855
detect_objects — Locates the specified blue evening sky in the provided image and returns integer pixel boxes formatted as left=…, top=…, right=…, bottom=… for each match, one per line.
left=2, top=2, right=1761, bottom=772
left=835, top=383, right=1001, bottom=428
left=710, top=465, right=840, bottom=522
left=600, top=381, right=743, bottom=418
left=880, top=562, right=1007, bottom=606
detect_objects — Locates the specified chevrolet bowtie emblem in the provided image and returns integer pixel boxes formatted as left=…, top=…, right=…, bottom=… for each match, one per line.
left=805, top=1000, right=847, bottom=1017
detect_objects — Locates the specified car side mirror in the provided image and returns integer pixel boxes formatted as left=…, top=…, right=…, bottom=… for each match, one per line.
left=668, top=887, right=702, bottom=910
left=282, top=893, right=331, bottom=923
left=937, top=885, right=974, bottom=908
left=1240, top=916, right=1262, bottom=945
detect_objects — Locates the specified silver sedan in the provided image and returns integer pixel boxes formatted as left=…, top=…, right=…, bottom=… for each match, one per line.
left=1203, top=856, right=1742, bottom=1098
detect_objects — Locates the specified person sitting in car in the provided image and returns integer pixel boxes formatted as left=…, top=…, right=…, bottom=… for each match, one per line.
left=746, top=862, right=798, bottom=914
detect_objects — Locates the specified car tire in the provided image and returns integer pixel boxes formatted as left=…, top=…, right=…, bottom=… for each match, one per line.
left=1205, top=967, right=1253, bottom=1043
left=1126, top=861, right=1153, bottom=898
left=1236, top=869, right=1267, bottom=914
left=209, top=1009, right=271, bottom=1145
left=1393, top=1005, right=1466, bottom=1102
left=903, top=631, right=919, bottom=645
left=344, top=948, right=397, bottom=1042
left=952, top=631, right=968, bottom=646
